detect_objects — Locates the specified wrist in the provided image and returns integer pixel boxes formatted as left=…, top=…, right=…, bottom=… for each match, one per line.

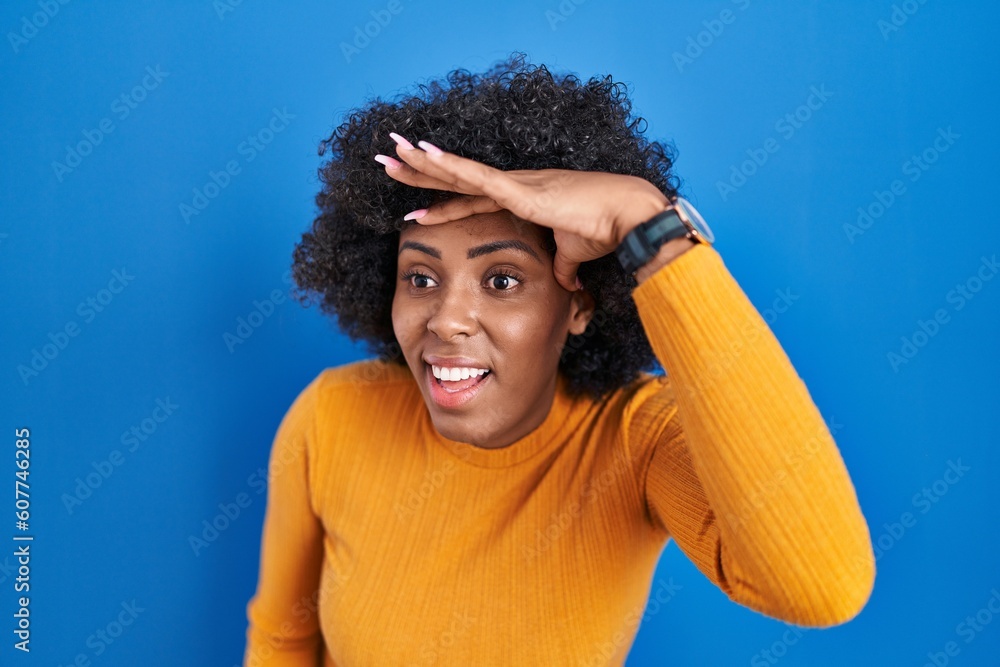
left=614, top=179, right=671, bottom=245
left=633, top=237, right=696, bottom=286
left=614, top=180, right=696, bottom=284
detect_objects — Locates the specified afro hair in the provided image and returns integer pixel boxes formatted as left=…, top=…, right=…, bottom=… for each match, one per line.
left=292, top=51, right=683, bottom=400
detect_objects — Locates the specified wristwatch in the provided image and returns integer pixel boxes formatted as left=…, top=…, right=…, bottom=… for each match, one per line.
left=615, top=196, right=715, bottom=276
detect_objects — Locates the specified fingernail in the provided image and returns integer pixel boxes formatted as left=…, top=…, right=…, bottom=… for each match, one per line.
left=403, top=208, right=428, bottom=221
left=374, top=154, right=402, bottom=170
left=389, top=132, right=415, bottom=150
left=417, top=140, right=444, bottom=156
left=575, top=276, right=583, bottom=290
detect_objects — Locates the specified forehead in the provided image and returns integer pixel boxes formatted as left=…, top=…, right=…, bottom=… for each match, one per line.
left=398, top=210, right=543, bottom=248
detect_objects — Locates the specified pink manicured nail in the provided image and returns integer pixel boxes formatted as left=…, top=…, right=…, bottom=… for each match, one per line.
left=575, top=276, right=583, bottom=290
left=403, top=209, right=428, bottom=221
left=417, top=140, right=444, bottom=156
left=389, top=132, right=415, bottom=150
left=374, top=154, right=402, bottom=170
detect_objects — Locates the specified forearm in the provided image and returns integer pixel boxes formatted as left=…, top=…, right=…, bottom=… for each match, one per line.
left=244, top=376, right=327, bottom=665
left=633, top=236, right=696, bottom=284
left=631, top=243, right=876, bottom=626
left=245, top=625, right=322, bottom=667
left=612, top=180, right=696, bottom=284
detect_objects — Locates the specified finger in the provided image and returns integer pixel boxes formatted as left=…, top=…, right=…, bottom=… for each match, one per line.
left=551, top=252, right=581, bottom=293
left=391, top=146, right=484, bottom=195
left=408, top=195, right=503, bottom=226
left=375, top=154, right=468, bottom=193
left=394, top=137, right=522, bottom=203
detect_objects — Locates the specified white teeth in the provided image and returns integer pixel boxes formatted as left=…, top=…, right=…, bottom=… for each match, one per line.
left=431, top=365, right=489, bottom=381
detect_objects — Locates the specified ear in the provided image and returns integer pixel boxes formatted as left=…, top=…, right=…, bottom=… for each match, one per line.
left=566, top=287, right=596, bottom=336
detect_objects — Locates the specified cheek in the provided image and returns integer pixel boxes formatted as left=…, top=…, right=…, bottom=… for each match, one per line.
left=490, top=301, right=567, bottom=360
left=391, top=297, right=419, bottom=345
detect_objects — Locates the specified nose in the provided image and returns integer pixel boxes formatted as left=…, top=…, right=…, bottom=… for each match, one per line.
left=425, top=282, right=478, bottom=341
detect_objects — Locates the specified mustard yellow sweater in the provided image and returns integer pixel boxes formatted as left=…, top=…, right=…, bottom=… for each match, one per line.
left=243, top=244, right=876, bottom=666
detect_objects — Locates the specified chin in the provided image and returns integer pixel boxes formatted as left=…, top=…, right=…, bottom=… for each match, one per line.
left=427, top=410, right=493, bottom=447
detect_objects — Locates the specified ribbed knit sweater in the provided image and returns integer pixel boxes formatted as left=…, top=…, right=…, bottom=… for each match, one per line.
left=243, top=243, right=876, bottom=666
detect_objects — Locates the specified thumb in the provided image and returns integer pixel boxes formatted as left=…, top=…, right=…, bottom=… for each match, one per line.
left=552, top=252, right=581, bottom=292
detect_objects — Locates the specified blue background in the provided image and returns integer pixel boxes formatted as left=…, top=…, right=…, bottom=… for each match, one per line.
left=1, top=1, right=998, bottom=665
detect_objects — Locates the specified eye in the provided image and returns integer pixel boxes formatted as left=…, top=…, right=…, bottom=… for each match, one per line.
left=484, top=269, right=523, bottom=292
left=401, top=270, right=437, bottom=289
left=399, top=268, right=524, bottom=292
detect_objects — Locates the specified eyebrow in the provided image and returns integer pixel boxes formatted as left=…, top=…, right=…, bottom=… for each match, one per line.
left=398, top=239, right=543, bottom=264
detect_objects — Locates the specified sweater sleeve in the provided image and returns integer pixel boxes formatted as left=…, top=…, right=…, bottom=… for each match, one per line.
left=624, top=243, right=876, bottom=627
left=244, top=374, right=326, bottom=666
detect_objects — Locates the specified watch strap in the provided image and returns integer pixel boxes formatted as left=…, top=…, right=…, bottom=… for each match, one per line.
left=615, top=208, right=689, bottom=275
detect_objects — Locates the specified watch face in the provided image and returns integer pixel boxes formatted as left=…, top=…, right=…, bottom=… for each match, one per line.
left=675, top=197, right=715, bottom=244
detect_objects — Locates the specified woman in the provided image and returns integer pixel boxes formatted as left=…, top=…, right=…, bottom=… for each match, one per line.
left=243, top=53, right=875, bottom=666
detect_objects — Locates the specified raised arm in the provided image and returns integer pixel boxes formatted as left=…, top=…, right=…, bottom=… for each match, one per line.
left=367, top=139, right=876, bottom=624
left=244, top=375, right=326, bottom=666
left=625, top=240, right=876, bottom=627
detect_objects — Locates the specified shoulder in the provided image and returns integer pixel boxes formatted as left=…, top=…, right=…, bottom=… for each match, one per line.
left=574, top=371, right=677, bottom=445
left=617, top=371, right=682, bottom=453
left=283, top=358, right=420, bottom=467
left=619, top=370, right=674, bottom=415
left=299, top=357, right=421, bottom=423
left=313, top=357, right=415, bottom=392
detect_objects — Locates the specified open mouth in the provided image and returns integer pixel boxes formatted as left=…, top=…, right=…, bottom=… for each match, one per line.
left=424, top=362, right=493, bottom=408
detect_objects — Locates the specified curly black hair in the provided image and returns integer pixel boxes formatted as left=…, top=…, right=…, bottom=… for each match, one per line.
left=292, top=51, right=682, bottom=400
